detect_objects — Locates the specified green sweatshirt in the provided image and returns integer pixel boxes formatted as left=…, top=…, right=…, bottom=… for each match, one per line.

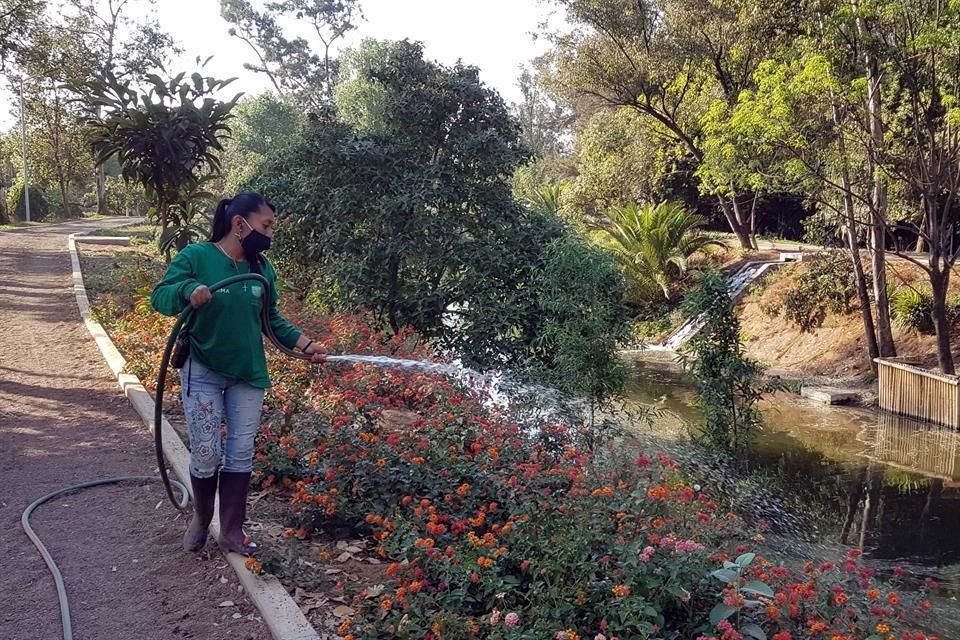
left=150, top=242, right=301, bottom=388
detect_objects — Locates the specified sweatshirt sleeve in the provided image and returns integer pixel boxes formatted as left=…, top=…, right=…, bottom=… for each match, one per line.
left=150, top=247, right=202, bottom=317
left=264, top=260, right=302, bottom=349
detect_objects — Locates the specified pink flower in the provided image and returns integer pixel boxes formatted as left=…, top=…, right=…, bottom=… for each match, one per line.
left=639, top=546, right=656, bottom=563
left=505, top=612, right=519, bottom=628
left=675, top=539, right=705, bottom=554
left=595, top=635, right=607, bottom=640
left=490, top=609, right=501, bottom=625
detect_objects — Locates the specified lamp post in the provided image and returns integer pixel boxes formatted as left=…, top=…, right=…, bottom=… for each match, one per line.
left=18, top=77, right=30, bottom=223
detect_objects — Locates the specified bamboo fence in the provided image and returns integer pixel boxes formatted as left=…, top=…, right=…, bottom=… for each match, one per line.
left=870, top=411, right=960, bottom=480
left=875, top=358, right=960, bottom=428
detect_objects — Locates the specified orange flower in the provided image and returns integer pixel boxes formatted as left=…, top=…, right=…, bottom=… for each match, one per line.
left=380, top=597, right=392, bottom=612
left=834, top=592, right=848, bottom=605
left=611, top=584, right=630, bottom=598
left=337, top=620, right=352, bottom=635
left=887, top=592, right=900, bottom=606
left=876, top=623, right=890, bottom=634
left=386, top=563, right=400, bottom=578
left=457, top=483, right=471, bottom=496
left=244, top=556, right=262, bottom=574
left=867, top=589, right=880, bottom=600
left=647, top=485, right=670, bottom=500
left=477, top=556, right=495, bottom=568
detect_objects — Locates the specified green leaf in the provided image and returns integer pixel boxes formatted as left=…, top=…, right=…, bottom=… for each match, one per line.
left=742, top=623, right=767, bottom=640
left=711, top=569, right=740, bottom=583
left=742, top=581, right=774, bottom=598
left=735, top=552, right=756, bottom=568
left=709, top=603, right=737, bottom=625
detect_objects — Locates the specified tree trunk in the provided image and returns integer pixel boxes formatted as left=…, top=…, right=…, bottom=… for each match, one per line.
left=717, top=197, right=753, bottom=250
left=847, top=210, right=880, bottom=369
left=834, top=103, right=881, bottom=370
left=96, top=165, right=108, bottom=215
left=857, top=2, right=897, bottom=358
left=386, top=254, right=401, bottom=334
left=58, top=177, right=69, bottom=220
left=872, top=229, right=897, bottom=357
left=930, top=266, right=954, bottom=374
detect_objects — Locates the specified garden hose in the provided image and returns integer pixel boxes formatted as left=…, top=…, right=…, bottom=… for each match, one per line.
left=21, top=476, right=190, bottom=640
left=21, top=272, right=310, bottom=640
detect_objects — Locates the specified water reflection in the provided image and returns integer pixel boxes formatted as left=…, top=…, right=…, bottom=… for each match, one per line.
left=624, top=357, right=960, bottom=569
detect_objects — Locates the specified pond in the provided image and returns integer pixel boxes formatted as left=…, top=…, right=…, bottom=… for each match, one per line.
left=624, top=356, right=960, bottom=633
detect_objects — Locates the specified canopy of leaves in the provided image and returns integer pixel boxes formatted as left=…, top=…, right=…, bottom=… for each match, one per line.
left=220, top=0, right=361, bottom=111
left=249, top=40, right=601, bottom=369
left=82, top=68, right=241, bottom=211
left=220, top=93, right=303, bottom=191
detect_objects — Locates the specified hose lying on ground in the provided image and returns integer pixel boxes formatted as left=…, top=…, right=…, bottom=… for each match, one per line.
left=23, top=272, right=311, bottom=640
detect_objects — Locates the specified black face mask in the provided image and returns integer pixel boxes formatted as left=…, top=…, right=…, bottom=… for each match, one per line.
left=239, top=218, right=272, bottom=260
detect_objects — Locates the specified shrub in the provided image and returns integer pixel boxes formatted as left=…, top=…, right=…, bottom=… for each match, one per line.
left=592, top=201, right=723, bottom=303
left=527, top=235, right=631, bottom=445
left=679, top=271, right=781, bottom=453
left=6, top=179, right=50, bottom=222
left=890, top=287, right=935, bottom=333
left=763, top=252, right=857, bottom=331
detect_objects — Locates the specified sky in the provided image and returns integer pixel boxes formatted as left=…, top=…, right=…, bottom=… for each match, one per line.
left=0, top=0, right=563, bottom=130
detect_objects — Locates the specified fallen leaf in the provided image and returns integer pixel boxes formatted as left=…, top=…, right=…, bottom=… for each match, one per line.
left=336, top=552, right=352, bottom=563
left=219, top=601, right=235, bottom=607
left=332, top=605, right=355, bottom=618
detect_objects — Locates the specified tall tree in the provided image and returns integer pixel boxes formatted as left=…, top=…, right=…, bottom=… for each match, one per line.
left=880, top=0, right=960, bottom=373
left=82, top=65, right=241, bottom=258
left=252, top=40, right=570, bottom=367
left=712, top=54, right=885, bottom=370
left=220, top=0, right=361, bottom=111
left=0, top=0, right=44, bottom=68
left=14, top=26, right=93, bottom=216
left=511, top=64, right=574, bottom=158
left=546, top=0, right=803, bottom=249
left=220, top=93, right=303, bottom=191
left=55, top=0, right=177, bottom=215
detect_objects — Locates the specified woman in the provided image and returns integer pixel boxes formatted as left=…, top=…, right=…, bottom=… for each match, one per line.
left=151, top=192, right=325, bottom=554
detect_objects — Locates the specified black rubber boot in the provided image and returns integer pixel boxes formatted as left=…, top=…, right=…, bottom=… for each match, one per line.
left=183, top=473, right=218, bottom=551
left=217, top=471, right=256, bottom=555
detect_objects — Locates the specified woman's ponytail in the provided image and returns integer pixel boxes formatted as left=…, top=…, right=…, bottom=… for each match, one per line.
left=209, top=198, right=234, bottom=242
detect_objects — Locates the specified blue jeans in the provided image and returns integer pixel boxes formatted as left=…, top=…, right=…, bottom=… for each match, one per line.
left=181, top=357, right=265, bottom=478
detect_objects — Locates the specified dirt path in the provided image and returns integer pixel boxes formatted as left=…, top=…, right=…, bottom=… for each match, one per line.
left=0, top=220, right=271, bottom=640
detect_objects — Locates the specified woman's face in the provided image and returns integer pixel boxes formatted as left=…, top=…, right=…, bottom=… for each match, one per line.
left=236, top=204, right=277, bottom=239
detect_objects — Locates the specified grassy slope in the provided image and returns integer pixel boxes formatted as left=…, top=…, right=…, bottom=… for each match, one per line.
left=738, top=257, right=960, bottom=381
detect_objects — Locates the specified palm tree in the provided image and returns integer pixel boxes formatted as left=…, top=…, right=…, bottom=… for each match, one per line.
left=594, top=201, right=722, bottom=300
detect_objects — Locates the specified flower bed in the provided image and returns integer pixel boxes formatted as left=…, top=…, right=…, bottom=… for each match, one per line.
left=84, top=252, right=940, bottom=640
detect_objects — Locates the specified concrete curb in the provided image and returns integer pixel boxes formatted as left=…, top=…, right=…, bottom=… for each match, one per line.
left=68, top=233, right=320, bottom=640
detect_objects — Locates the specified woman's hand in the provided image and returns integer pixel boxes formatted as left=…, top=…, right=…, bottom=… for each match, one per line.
left=189, top=285, right=212, bottom=309
left=304, top=342, right=327, bottom=363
